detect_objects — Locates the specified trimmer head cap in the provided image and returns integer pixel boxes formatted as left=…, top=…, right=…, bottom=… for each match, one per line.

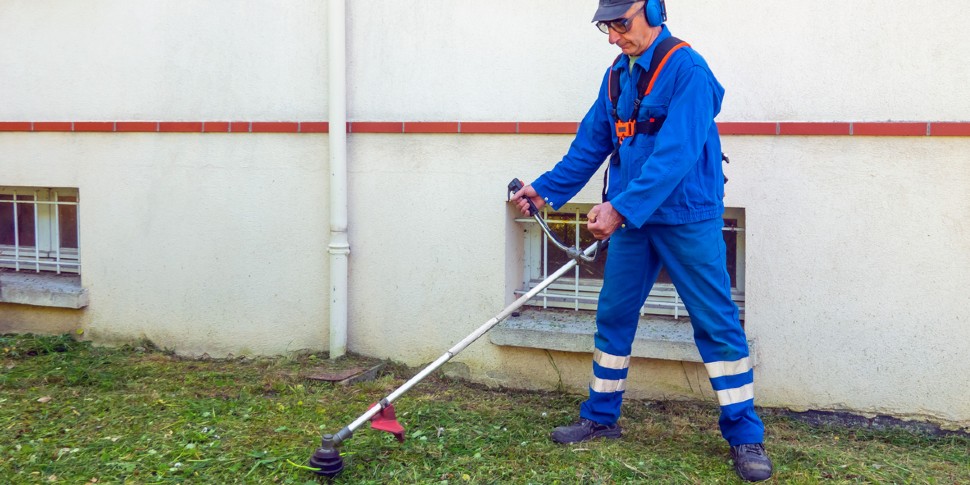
left=309, top=434, right=344, bottom=477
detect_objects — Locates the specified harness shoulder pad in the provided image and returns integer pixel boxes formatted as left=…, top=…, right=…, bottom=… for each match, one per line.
left=637, top=36, right=690, bottom=98
left=607, top=54, right=624, bottom=114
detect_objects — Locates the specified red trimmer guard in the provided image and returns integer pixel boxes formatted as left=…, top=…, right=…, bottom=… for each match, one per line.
left=369, top=403, right=405, bottom=442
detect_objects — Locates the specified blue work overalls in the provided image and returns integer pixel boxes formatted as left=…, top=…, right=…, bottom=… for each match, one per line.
left=530, top=26, right=764, bottom=446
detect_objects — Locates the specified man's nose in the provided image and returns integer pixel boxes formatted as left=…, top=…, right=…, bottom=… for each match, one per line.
left=608, top=29, right=621, bottom=44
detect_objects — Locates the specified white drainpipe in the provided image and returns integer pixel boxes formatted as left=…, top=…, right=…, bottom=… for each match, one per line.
left=328, top=0, right=349, bottom=359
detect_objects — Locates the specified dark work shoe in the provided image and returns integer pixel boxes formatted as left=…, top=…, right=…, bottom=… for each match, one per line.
left=731, top=443, right=774, bottom=482
left=550, top=418, right=622, bottom=444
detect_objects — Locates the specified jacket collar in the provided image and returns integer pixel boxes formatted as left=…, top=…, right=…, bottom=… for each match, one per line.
left=611, top=24, right=672, bottom=74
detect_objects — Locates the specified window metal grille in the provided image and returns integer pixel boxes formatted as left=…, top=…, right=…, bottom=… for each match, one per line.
left=515, top=204, right=744, bottom=319
left=0, top=187, right=80, bottom=274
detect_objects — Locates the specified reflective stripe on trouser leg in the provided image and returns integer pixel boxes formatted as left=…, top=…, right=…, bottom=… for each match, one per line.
left=583, top=352, right=632, bottom=425
left=591, top=349, right=631, bottom=394
left=646, top=218, right=765, bottom=446
left=580, top=229, right=661, bottom=425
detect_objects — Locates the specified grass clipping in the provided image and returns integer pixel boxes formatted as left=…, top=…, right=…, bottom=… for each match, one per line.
left=1, top=334, right=968, bottom=484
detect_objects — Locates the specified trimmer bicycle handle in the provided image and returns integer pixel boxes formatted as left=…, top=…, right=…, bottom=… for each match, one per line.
left=507, top=177, right=605, bottom=264
left=507, top=178, right=539, bottom=216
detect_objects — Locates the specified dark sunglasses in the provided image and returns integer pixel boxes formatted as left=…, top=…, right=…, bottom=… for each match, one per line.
left=596, top=9, right=642, bottom=34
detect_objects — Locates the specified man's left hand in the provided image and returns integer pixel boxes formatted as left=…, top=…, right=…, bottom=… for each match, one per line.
left=587, top=202, right=624, bottom=240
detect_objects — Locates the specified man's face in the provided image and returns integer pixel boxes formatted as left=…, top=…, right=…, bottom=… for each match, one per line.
left=607, top=2, right=660, bottom=56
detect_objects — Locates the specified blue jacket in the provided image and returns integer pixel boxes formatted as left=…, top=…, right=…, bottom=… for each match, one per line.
left=531, top=26, right=726, bottom=228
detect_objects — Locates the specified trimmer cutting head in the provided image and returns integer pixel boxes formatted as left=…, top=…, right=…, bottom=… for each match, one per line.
left=308, top=404, right=404, bottom=478
left=308, top=434, right=344, bottom=478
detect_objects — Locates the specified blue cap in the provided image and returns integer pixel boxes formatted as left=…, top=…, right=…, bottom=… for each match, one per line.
left=592, top=0, right=638, bottom=22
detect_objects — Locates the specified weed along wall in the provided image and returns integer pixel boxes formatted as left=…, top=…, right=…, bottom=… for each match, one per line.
left=1, top=0, right=969, bottom=432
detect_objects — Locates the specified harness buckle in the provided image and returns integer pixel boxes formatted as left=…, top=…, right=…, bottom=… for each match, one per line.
left=614, top=120, right=636, bottom=144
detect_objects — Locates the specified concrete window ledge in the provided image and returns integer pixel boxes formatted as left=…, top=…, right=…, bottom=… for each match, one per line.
left=0, top=272, right=88, bottom=309
left=489, top=308, right=757, bottom=365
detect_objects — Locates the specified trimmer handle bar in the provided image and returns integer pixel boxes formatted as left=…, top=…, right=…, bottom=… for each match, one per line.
left=507, top=178, right=604, bottom=264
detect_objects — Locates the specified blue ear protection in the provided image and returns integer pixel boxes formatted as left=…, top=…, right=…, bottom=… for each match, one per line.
left=644, top=0, right=666, bottom=27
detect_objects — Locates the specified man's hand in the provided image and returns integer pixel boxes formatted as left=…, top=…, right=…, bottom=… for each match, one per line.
left=510, top=183, right=546, bottom=217
left=587, top=202, right=624, bottom=240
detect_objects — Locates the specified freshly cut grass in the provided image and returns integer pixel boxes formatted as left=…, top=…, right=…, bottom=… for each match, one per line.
left=1, top=334, right=967, bottom=484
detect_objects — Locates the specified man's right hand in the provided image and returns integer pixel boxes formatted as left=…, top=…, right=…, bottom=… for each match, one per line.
left=511, top=183, right=546, bottom=216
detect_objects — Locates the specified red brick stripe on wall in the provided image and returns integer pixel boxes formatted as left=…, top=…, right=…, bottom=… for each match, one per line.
left=460, top=122, right=518, bottom=134
left=251, top=122, right=299, bottom=133
left=518, top=122, right=581, bottom=134
left=300, top=122, right=329, bottom=133
left=779, top=122, right=851, bottom=136
left=717, top=122, right=778, bottom=135
left=118, top=121, right=159, bottom=132
left=74, top=122, right=114, bottom=132
left=33, top=122, right=73, bottom=132
left=2, top=121, right=969, bottom=136
left=404, top=122, right=460, bottom=133
left=202, top=122, right=231, bottom=133
left=350, top=122, right=402, bottom=133
left=929, top=122, right=970, bottom=136
left=160, top=122, right=204, bottom=133
left=853, top=122, right=927, bottom=136
left=0, top=122, right=32, bottom=131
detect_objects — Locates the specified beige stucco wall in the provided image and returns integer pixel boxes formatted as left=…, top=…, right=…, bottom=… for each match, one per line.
left=2, top=1, right=969, bottom=428
left=0, top=134, right=331, bottom=356
left=726, top=135, right=970, bottom=424
left=347, top=0, right=970, bottom=121
left=1, top=0, right=332, bottom=353
left=4, top=0, right=969, bottom=120
left=0, top=0, right=328, bottom=120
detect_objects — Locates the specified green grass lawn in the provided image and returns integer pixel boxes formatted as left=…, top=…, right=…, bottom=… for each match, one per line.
left=1, top=334, right=967, bottom=484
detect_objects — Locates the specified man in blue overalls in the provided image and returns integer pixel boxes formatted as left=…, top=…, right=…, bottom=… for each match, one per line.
left=510, top=0, right=773, bottom=481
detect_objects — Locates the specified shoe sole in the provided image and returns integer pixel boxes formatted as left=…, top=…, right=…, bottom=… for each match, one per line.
left=733, top=463, right=773, bottom=482
left=551, top=427, right=622, bottom=444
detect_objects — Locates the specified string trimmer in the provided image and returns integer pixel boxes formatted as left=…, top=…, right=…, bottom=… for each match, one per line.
left=307, top=179, right=607, bottom=477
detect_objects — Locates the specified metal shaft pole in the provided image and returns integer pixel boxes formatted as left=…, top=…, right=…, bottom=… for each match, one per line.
left=338, top=240, right=604, bottom=438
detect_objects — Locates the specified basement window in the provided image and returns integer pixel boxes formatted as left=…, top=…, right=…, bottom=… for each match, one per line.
left=514, top=204, right=745, bottom=320
left=0, top=187, right=86, bottom=309
left=0, top=187, right=80, bottom=275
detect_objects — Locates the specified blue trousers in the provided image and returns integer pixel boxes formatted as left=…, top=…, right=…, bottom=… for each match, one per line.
left=579, top=217, right=765, bottom=446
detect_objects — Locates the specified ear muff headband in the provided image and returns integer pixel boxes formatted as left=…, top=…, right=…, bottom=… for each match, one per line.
left=644, top=0, right=666, bottom=27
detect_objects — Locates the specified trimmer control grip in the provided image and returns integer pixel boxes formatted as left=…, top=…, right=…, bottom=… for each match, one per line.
left=507, top=178, right=539, bottom=216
